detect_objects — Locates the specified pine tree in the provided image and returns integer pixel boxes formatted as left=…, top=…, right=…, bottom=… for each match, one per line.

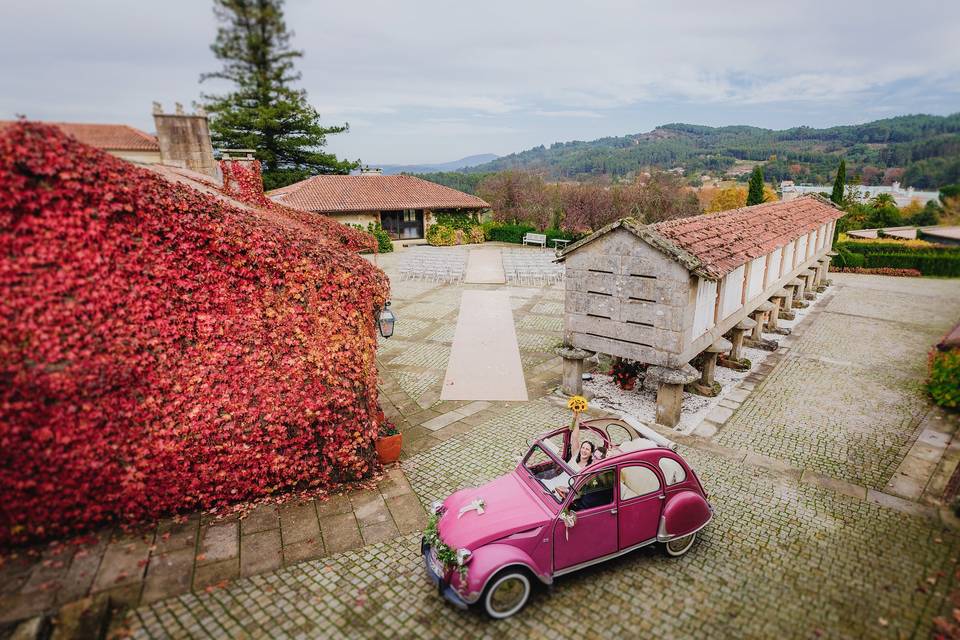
left=200, top=0, right=358, bottom=189
left=746, top=166, right=765, bottom=206
left=831, top=160, right=846, bottom=206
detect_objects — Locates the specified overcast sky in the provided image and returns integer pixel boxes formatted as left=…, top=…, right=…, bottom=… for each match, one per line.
left=2, top=0, right=959, bottom=164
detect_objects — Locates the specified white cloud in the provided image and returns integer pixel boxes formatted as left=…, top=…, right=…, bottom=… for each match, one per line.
left=1, top=0, right=957, bottom=163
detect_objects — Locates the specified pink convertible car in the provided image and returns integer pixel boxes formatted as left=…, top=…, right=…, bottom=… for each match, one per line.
left=422, top=416, right=713, bottom=618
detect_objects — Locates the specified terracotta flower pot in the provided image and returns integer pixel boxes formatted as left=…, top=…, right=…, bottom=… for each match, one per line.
left=376, top=433, right=402, bottom=465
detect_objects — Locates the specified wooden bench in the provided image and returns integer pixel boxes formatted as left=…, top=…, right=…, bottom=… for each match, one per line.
left=522, top=232, right=547, bottom=248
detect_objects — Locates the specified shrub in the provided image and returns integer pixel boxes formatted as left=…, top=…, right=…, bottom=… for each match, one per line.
left=349, top=222, right=394, bottom=253
left=929, top=348, right=960, bottom=408
left=610, top=359, right=641, bottom=390
left=0, top=122, right=389, bottom=546
left=434, top=211, right=480, bottom=231
left=426, top=224, right=456, bottom=246
left=468, top=226, right=485, bottom=244
left=366, top=222, right=394, bottom=253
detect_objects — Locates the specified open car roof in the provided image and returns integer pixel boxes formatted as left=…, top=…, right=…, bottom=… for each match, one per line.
left=533, top=415, right=679, bottom=468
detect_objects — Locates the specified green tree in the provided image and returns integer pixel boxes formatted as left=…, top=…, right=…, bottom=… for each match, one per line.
left=200, top=0, right=358, bottom=190
left=911, top=201, right=942, bottom=227
left=871, top=193, right=896, bottom=209
left=746, top=166, right=765, bottom=206
left=831, top=159, right=846, bottom=205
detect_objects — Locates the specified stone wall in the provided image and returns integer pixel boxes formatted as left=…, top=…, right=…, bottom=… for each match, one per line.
left=563, top=227, right=693, bottom=367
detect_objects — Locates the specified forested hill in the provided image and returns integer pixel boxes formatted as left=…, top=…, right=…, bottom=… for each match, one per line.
left=460, top=113, right=960, bottom=188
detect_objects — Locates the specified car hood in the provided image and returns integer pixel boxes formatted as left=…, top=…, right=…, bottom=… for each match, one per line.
left=437, top=471, right=553, bottom=550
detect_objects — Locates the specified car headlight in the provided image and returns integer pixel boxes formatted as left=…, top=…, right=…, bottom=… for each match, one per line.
left=456, top=548, right=472, bottom=565
left=430, top=500, right=445, bottom=515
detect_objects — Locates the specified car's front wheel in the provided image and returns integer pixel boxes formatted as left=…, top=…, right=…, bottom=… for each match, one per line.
left=664, top=532, right=697, bottom=557
left=482, top=570, right=532, bottom=619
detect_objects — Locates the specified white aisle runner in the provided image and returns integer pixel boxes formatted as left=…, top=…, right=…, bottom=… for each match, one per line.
left=440, top=290, right=528, bottom=401
left=463, top=248, right=506, bottom=284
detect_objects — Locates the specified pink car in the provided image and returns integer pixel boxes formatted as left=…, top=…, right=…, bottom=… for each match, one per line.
left=422, top=416, right=713, bottom=619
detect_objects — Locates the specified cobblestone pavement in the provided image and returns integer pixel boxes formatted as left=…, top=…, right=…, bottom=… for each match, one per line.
left=118, top=268, right=960, bottom=639
left=376, top=269, right=564, bottom=411
left=0, top=469, right=427, bottom=626
left=126, top=402, right=960, bottom=639
left=716, top=275, right=960, bottom=490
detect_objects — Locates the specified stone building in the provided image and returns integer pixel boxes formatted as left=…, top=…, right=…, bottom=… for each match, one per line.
left=267, top=174, right=490, bottom=248
left=557, top=194, right=843, bottom=426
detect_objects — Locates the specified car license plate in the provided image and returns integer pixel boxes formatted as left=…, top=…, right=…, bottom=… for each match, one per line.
left=428, top=549, right=444, bottom=576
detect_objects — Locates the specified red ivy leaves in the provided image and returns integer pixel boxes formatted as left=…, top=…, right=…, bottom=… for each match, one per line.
left=0, top=122, right=389, bottom=547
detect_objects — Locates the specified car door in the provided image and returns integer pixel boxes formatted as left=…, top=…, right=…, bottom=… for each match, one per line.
left=553, top=468, right=617, bottom=571
left=617, top=463, right=663, bottom=550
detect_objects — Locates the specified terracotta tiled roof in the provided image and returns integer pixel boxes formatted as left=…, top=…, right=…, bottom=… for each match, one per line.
left=558, top=194, right=842, bottom=280
left=651, top=195, right=842, bottom=278
left=268, top=174, right=489, bottom=212
left=0, top=121, right=159, bottom=151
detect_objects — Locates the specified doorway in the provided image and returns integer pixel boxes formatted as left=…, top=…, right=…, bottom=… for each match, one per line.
left=381, top=209, right=424, bottom=240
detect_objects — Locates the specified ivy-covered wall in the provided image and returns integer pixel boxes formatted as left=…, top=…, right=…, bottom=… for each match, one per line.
left=0, top=122, right=389, bottom=546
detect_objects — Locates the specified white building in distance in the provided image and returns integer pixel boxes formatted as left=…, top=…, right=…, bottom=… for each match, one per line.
left=780, top=181, right=940, bottom=207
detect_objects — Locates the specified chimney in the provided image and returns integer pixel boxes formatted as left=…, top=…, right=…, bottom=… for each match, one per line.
left=152, top=102, right=219, bottom=178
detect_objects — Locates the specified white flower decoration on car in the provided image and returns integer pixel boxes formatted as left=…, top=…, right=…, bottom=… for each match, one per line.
left=457, top=498, right=486, bottom=519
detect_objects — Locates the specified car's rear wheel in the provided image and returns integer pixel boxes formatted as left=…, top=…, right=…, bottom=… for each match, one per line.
left=482, top=570, right=532, bottom=619
left=664, top=532, right=697, bottom=557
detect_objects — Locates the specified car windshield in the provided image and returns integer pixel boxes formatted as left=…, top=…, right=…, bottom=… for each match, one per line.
left=523, top=444, right=573, bottom=502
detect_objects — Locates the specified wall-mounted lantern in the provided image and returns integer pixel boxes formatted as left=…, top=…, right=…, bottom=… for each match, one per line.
left=377, top=301, right=396, bottom=339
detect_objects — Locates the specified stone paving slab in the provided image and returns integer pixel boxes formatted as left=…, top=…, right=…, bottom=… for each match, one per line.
left=0, top=469, right=426, bottom=625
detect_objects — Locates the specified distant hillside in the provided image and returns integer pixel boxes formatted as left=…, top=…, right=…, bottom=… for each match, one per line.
left=374, top=153, right=498, bottom=175
left=457, top=114, right=960, bottom=188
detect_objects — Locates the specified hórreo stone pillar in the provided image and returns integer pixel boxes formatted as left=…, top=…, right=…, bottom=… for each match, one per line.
left=556, top=346, right=593, bottom=397
left=648, top=364, right=699, bottom=428
left=726, top=317, right=756, bottom=363
left=696, top=337, right=732, bottom=396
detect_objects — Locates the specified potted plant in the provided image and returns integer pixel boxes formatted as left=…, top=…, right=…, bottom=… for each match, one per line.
left=375, top=420, right=402, bottom=464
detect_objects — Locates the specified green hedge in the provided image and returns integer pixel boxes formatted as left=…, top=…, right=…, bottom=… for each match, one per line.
left=482, top=222, right=581, bottom=245
left=834, top=247, right=865, bottom=269
left=862, top=252, right=960, bottom=277
left=836, top=241, right=958, bottom=256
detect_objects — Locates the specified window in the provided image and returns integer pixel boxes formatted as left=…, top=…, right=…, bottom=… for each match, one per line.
left=658, top=457, right=687, bottom=486
left=525, top=444, right=572, bottom=500
left=619, top=465, right=660, bottom=500
left=570, top=469, right=615, bottom=511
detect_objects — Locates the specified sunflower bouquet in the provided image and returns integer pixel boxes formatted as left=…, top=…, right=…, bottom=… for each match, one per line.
left=567, top=395, right=588, bottom=429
